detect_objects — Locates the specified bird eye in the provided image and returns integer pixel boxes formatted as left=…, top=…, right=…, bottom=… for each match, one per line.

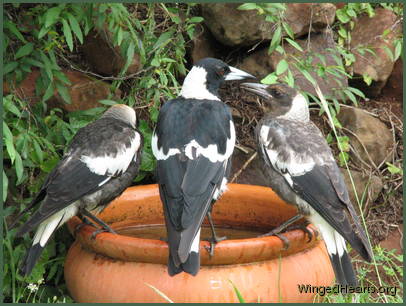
left=217, top=67, right=227, bottom=76
left=271, top=89, right=282, bottom=97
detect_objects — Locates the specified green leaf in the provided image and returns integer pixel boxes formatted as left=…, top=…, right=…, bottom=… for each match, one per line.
left=3, top=171, right=8, bottom=202
left=15, top=152, right=24, bottom=184
left=189, top=16, right=204, bottom=23
left=152, top=30, right=175, bottom=51
left=363, top=74, right=373, bottom=86
left=62, top=18, right=74, bottom=52
left=3, top=122, right=16, bottom=163
left=67, top=13, right=83, bottom=44
left=15, top=43, right=34, bottom=59
left=282, top=22, right=294, bottom=39
left=229, top=280, right=246, bottom=303
left=32, top=138, right=44, bottom=164
left=336, top=9, right=350, bottom=23
left=4, top=62, right=19, bottom=74
left=347, top=86, right=365, bottom=98
left=237, top=3, right=258, bottom=11
left=40, top=51, right=53, bottom=80
left=117, top=27, right=124, bottom=46
left=284, top=38, right=303, bottom=52
left=23, top=57, right=44, bottom=68
left=300, top=69, right=316, bottom=86
left=386, top=162, right=403, bottom=175
left=42, top=82, right=55, bottom=102
left=394, top=40, right=402, bottom=61
left=44, top=6, right=62, bottom=28
left=98, top=99, right=118, bottom=106
left=338, top=151, right=349, bottom=167
left=56, top=81, right=71, bottom=104
left=275, top=59, right=288, bottom=75
left=38, top=26, right=49, bottom=39
left=344, top=89, right=357, bottom=104
left=4, top=20, right=27, bottom=43
left=383, top=46, right=394, bottom=62
left=261, top=73, right=278, bottom=85
left=270, top=26, right=282, bottom=51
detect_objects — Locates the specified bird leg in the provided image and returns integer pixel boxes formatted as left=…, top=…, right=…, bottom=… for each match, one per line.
left=74, top=215, right=96, bottom=237
left=79, top=208, right=117, bottom=240
left=204, top=212, right=227, bottom=258
left=258, top=214, right=304, bottom=249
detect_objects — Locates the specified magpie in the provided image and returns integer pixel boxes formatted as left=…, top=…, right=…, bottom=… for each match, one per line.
left=152, top=58, right=254, bottom=276
left=11, top=104, right=143, bottom=276
left=240, top=83, right=373, bottom=286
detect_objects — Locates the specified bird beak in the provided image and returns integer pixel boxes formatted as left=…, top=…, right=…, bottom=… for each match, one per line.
left=225, top=66, right=256, bottom=81
left=240, top=83, right=271, bottom=99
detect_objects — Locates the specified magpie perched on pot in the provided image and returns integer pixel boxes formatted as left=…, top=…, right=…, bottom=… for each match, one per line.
left=152, top=57, right=255, bottom=276
left=240, top=83, right=373, bottom=286
left=11, top=104, right=143, bottom=276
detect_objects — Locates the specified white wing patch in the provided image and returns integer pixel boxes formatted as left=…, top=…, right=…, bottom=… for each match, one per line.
left=81, top=132, right=141, bottom=176
left=151, top=132, right=181, bottom=160
left=185, top=121, right=235, bottom=163
left=190, top=228, right=201, bottom=253
left=33, top=204, right=78, bottom=247
left=308, top=207, right=346, bottom=256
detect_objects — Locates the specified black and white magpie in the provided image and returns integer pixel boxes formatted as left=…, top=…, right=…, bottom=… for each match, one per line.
left=11, top=104, right=143, bottom=276
left=152, top=58, right=254, bottom=276
left=240, top=83, right=373, bottom=286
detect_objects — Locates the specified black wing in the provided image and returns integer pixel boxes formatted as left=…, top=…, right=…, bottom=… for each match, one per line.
left=154, top=98, right=234, bottom=267
left=259, top=119, right=372, bottom=261
left=16, top=118, right=140, bottom=236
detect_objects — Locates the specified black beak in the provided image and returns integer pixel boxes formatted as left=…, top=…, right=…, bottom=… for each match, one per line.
left=240, top=83, right=271, bottom=99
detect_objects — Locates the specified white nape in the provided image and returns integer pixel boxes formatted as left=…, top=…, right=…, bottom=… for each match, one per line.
left=151, top=132, right=181, bottom=160
left=190, top=228, right=201, bottom=253
left=81, top=132, right=141, bottom=176
left=180, top=66, right=220, bottom=101
left=278, top=93, right=309, bottom=122
left=184, top=121, right=235, bottom=163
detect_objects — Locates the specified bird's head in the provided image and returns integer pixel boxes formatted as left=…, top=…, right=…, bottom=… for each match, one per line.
left=180, top=57, right=255, bottom=100
left=241, top=83, right=309, bottom=122
left=102, top=104, right=137, bottom=128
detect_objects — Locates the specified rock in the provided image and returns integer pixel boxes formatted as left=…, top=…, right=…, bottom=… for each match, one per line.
left=239, top=31, right=348, bottom=99
left=3, top=69, right=121, bottom=112
left=201, top=3, right=336, bottom=47
left=284, top=3, right=336, bottom=37
left=340, top=168, right=383, bottom=208
left=349, top=8, right=402, bottom=97
left=379, top=224, right=403, bottom=255
left=50, top=70, right=121, bottom=112
left=230, top=149, right=269, bottom=187
left=337, top=107, right=394, bottom=168
left=188, top=25, right=219, bottom=63
left=81, top=29, right=142, bottom=76
left=381, top=58, right=403, bottom=102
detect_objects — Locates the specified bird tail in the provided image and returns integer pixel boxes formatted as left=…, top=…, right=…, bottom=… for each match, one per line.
left=18, top=206, right=77, bottom=276
left=167, top=229, right=201, bottom=277
left=315, top=219, right=358, bottom=286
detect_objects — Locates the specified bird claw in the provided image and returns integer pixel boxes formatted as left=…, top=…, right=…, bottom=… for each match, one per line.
left=90, top=227, right=117, bottom=240
left=74, top=218, right=95, bottom=237
left=260, top=231, right=290, bottom=250
left=204, top=235, right=227, bottom=258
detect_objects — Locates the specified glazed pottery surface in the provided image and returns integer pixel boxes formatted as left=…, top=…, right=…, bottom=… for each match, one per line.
left=65, top=184, right=334, bottom=302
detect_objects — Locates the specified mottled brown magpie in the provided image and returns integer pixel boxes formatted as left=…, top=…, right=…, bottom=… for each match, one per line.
left=241, top=83, right=373, bottom=286
left=152, top=58, right=254, bottom=276
left=11, top=104, right=143, bottom=276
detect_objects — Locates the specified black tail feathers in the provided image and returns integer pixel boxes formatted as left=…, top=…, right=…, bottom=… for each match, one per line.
left=167, top=251, right=200, bottom=277
left=329, top=250, right=358, bottom=287
left=19, top=243, right=45, bottom=277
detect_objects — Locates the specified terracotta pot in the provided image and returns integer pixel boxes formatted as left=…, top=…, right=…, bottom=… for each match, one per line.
left=65, top=184, right=334, bottom=302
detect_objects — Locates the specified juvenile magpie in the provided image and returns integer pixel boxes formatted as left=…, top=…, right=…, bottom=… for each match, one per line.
left=152, top=58, right=254, bottom=276
left=11, top=104, right=143, bottom=276
left=240, top=83, right=373, bottom=286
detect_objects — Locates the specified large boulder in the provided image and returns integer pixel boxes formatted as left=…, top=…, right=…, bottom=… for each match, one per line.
left=188, top=25, right=219, bottom=63
left=81, top=29, right=142, bottom=76
left=341, top=168, right=383, bottom=208
left=349, top=8, right=402, bottom=97
left=201, top=3, right=336, bottom=47
left=337, top=107, right=394, bottom=168
left=239, top=31, right=348, bottom=99
left=3, top=69, right=121, bottom=112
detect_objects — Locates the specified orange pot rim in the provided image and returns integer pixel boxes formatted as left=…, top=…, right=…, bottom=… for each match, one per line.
left=67, top=184, right=319, bottom=265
